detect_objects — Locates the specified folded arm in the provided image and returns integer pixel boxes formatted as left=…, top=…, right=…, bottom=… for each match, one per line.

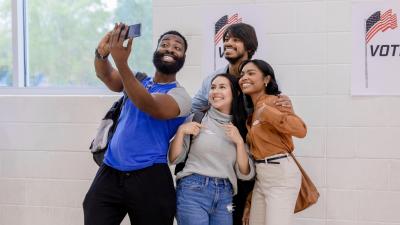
left=258, top=103, right=307, bottom=138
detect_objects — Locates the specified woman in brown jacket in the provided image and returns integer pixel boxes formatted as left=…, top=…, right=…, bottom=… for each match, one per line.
left=238, top=59, right=307, bottom=225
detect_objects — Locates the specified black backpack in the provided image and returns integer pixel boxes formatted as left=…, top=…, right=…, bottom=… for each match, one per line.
left=174, top=110, right=206, bottom=175
left=90, top=72, right=148, bottom=166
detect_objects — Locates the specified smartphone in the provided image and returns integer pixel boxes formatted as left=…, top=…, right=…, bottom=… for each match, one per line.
left=124, top=23, right=141, bottom=39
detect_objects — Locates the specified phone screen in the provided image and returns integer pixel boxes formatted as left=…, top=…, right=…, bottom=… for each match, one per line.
left=125, top=23, right=141, bottom=39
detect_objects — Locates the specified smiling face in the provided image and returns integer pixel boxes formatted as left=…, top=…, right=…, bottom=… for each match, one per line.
left=239, top=62, right=270, bottom=96
left=223, top=32, right=248, bottom=64
left=208, top=76, right=233, bottom=114
left=152, top=34, right=186, bottom=75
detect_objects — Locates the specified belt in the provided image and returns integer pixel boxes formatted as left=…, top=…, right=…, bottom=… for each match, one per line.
left=255, top=154, right=288, bottom=164
left=178, top=173, right=231, bottom=187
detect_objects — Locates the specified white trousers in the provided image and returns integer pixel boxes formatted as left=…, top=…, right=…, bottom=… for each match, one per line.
left=249, top=154, right=301, bottom=225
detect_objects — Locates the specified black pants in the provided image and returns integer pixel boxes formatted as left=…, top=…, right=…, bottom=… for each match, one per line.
left=83, top=163, right=176, bottom=225
left=232, top=179, right=255, bottom=225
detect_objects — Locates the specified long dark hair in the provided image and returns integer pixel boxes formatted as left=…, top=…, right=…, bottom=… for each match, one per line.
left=239, top=59, right=281, bottom=110
left=211, top=73, right=248, bottom=140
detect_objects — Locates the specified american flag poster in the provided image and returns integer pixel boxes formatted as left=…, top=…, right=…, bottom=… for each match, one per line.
left=201, top=6, right=267, bottom=78
left=352, top=1, right=400, bottom=95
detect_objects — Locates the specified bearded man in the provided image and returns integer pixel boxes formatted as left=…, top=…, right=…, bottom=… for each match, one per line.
left=83, top=23, right=191, bottom=225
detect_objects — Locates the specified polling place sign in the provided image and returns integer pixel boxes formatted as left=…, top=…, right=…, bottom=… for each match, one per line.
left=352, top=1, right=400, bottom=95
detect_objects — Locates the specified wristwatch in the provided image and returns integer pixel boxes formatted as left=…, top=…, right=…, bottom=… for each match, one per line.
left=95, top=48, right=109, bottom=60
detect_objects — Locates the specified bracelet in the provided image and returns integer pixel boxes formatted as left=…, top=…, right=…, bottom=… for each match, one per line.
left=95, top=48, right=109, bottom=60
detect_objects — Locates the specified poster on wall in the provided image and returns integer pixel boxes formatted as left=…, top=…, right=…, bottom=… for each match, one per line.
left=352, top=1, right=400, bottom=95
left=202, top=6, right=267, bottom=78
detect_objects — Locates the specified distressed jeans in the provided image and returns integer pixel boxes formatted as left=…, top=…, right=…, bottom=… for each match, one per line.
left=176, top=173, right=233, bottom=225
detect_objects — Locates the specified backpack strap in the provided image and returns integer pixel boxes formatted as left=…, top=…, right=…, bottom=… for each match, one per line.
left=189, top=110, right=205, bottom=144
left=191, top=111, right=205, bottom=124
left=135, top=71, right=148, bottom=82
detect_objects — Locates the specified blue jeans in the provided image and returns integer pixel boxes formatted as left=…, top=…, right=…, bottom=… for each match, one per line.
left=176, top=173, right=233, bottom=225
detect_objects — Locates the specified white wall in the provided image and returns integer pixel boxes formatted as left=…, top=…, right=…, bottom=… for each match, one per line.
left=1, top=0, right=400, bottom=225
left=0, top=96, right=116, bottom=224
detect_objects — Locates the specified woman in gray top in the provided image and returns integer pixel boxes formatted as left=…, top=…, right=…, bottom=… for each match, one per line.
left=169, top=73, right=255, bottom=225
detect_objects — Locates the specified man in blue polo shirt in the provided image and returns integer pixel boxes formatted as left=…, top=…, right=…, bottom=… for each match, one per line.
left=83, top=23, right=191, bottom=225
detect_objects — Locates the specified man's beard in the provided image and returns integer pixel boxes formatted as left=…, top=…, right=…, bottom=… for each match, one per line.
left=152, top=51, right=185, bottom=75
left=225, top=56, right=241, bottom=64
left=224, top=49, right=246, bottom=64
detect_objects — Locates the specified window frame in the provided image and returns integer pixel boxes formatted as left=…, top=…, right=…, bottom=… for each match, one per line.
left=4, top=0, right=142, bottom=95
left=11, top=0, right=25, bottom=88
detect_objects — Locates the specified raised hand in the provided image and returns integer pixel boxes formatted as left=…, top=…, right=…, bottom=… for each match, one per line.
left=222, top=122, right=244, bottom=146
left=275, top=94, right=292, bottom=108
left=97, top=31, right=111, bottom=57
left=178, top=122, right=202, bottom=136
left=109, top=23, right=133, bottom=66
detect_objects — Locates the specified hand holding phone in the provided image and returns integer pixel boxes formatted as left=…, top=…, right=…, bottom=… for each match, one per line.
left=124, top=23, right=141, bottom=39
